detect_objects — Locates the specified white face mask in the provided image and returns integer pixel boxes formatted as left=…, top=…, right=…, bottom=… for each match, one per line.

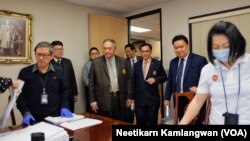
left=212, top=48, right=230, bottom=62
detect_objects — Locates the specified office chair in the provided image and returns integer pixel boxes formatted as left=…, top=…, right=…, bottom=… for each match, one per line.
left=174, top=92, right=211, bottom=125
left=174, top=92, right=196, bottom=125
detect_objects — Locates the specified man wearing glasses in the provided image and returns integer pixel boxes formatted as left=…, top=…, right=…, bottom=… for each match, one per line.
left=51, top=40, right=78, bottom=113
left=16, top=41, right=73, bottom=126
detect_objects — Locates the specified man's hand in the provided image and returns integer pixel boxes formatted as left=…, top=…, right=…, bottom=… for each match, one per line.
left=22, top=114, right=35, bottom=126
left=146, top=78, right=156, bottom=85
left=90, top=102, right=98, bottom=113
left=74, top=95, right=78, bottom=102
left=164, top=100, right=170, bottom=108
left=61, top=108, right=73, bottom=118
left=189, top=86, right=197, bottom=93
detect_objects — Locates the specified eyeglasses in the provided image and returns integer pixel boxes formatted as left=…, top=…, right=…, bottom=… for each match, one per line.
left=35, top=53, right=51, bottom=58
left=54, top=48, right=64, bottom=51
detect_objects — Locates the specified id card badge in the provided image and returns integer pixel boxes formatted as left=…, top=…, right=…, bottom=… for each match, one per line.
left=41, top=92, right=48, bottom=104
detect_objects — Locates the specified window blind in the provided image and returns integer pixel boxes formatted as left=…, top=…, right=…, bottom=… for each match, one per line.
left=189, top=7, right=250, bottom=59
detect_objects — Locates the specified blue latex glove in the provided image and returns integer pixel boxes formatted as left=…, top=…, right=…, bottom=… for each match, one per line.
left=61, top=108, right=73, bottom=118
left=22, top=114, right=35, bottom=126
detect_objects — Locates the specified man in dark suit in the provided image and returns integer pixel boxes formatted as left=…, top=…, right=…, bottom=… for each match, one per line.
left=133, top=43, right=167, bottom=125
left=124, top=43, right=142, bottom=124
left=164, top=34, right=208, bottom=124
left=89, top=39, right=131, bottom=121
left=51, top=40, right=78, bottom=113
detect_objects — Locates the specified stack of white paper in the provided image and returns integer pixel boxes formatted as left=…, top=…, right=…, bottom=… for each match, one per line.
left=0, top=122, right=69, bottom=141
left=45, top=114, right=85, bottom=125
left=0, top=79, right=25, bottom=129
left=45, top=114, right=102, bottom=131
left=59, top=118, right=103, bottom=131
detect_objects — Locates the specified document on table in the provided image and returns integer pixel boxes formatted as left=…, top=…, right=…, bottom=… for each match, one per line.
left=59, top=118, right=103, bottom=131
left=0, top=79, right=24, bottom=129
left=45, top=114, right=85, bottom=125
left=0, top=122, right=69, bottom=141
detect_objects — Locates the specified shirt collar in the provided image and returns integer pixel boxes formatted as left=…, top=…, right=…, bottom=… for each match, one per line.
left=131, top=56, right=137, bottom=62
left=180, top=52, right=190, bottom=62
left=143, top=57, right=152, bottom=64
left=106, top=56, right=115, bottom=62
left=54, top=58, right=61, bottom=62
left=32, top=63, right=55, bottom=73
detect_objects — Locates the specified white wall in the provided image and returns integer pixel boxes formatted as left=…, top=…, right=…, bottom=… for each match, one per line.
left=0, top=0, right=109, bottom=125
left=0, top=0, right=249, bottom=125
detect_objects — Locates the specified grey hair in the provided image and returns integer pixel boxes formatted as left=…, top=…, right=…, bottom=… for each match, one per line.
left=103, top=38, right=116, bottom=48
left=34, top=41, right=53, bottom=55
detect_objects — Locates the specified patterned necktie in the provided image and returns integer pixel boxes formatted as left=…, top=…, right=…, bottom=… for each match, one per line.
left=176, top=58, right=184, bottom=92
left=107, top=60, right=118, bottom=92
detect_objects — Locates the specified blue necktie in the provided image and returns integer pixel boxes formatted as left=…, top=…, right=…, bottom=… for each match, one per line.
left=176, top=59, right=184, bottom=92
left=57, top=59, right=61, bottom=64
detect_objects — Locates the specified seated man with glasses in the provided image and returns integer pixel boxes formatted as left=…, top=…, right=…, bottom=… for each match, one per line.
left=16, top=41, right=73, bottom=126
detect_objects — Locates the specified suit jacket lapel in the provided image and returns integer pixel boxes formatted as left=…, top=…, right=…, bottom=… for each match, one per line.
left=146, top=59, right=154, bottom=79
left=102, top=56, right=109, bottom=79
left=115, top=56, right=120, bottom=80
left=173, top=58, right=179, bottom=81
left=137, top=60, right=144, bottom=79
left=183, top=54, right=193, bottom=82
left=61, top=58, right=65, bottom=68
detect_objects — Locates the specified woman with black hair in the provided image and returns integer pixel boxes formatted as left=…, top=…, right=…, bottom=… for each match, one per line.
left=82, top=47, right=99, bottom=112
left=179, top=21, right=250, bottom=125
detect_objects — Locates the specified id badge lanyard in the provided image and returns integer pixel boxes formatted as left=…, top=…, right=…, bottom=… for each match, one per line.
left=39, top=73, right=49, bottom=104
left=220, top=64, right=240, bottom=114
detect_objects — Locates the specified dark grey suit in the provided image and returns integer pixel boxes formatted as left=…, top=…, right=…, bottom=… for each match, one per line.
left=89, top=55, right=131, bottom=121
left=51, top=58, right=78, bottom=112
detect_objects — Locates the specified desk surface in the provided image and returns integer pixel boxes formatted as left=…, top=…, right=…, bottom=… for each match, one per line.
left=69, top=113, right=129, bottom=141
left=1, top=113, right=129, bottom=141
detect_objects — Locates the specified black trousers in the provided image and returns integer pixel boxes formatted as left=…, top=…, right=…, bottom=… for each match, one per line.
left=124, top=107, right=134, bottom=124
left=135, top=102, right=160, bottom=125
left=68, top=94, right=75, bottom=113
left=98, top=92, right=123, bottom=121
left=84, top=86, right=93, bottom=113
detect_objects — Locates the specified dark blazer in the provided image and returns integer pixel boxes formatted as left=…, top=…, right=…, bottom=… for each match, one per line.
left=51, top=58, right=78, bottom=112
left=133, top=58, right=167, bottom=106
left=51, top=58, right=78, bottom=96
left=164, top=53, right=207, bottom=102
left=89, top=55, right=131, bottom=111
left=125, top=56, right=143, bottom=77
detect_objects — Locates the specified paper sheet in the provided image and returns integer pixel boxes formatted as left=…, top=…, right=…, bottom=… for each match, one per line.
left=60, top=118, right=103, bottom=131
left=45, top=114, right=85, bottom=125
left=0, top=79, right=24, bottom=129
left=0, top=122, right=68, bottom=141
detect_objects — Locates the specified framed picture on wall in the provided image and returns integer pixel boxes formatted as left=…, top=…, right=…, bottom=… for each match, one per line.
left=0, top=10, right=32, bottom=64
